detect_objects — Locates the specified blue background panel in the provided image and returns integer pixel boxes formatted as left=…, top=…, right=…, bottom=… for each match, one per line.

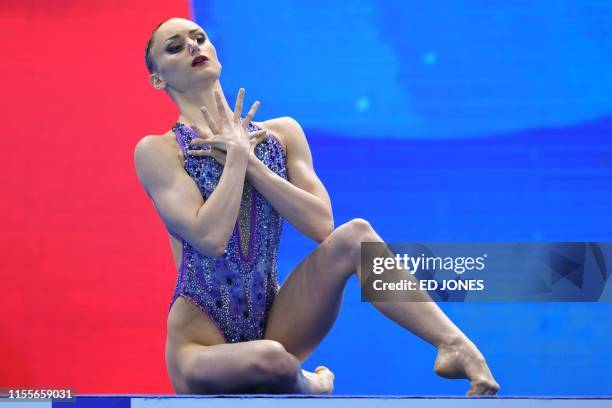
left=189, top=0, right=612, bottom=396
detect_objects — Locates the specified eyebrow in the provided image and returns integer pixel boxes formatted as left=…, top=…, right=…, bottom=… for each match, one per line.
left=164, top=29, right=203, bottom=43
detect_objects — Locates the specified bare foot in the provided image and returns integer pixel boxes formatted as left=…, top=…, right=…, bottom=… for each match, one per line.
left=433, top=338, right=500, bottom=396
left=301, top=366, right=335, bottom=394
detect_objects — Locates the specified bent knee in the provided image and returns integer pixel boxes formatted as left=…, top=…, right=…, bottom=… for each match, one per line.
left=325, top=218, right=379, bottom=259
left=347, top=218, right=376, bottom=237
left=342, top=218, right=378, bottom=241
left=250, top=340, right=300, bottom=386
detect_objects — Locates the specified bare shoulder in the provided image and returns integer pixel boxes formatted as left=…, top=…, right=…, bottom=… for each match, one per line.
left=133, top=131, right=182, bottom=191
left=135, top=128, right=182, bottom=162
left=135, top=129, right=177, bottom=155
left=254, top=116, right=306, bottom=154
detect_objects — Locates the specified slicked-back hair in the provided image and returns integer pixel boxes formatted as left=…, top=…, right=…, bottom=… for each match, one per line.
left=145, top=17, right=175, bottom=74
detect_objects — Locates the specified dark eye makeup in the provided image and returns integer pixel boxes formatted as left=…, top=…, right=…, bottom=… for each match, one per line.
left=166, top=34, right=206, bottom=54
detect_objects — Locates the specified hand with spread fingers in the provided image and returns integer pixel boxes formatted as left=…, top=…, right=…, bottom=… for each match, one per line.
left=187, top=88, right=269, bottom=165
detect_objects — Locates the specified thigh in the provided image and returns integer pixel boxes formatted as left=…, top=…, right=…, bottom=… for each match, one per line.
left=264, top=219, right=371, bottom=362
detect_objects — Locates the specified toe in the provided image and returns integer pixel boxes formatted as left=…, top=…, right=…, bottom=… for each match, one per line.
left=316, top=366, right=334, bottom=378
left=468, top=379, right=499, bottom=396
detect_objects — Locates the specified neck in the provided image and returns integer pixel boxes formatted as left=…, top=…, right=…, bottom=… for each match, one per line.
left=173, top=80, right=232, bottom=132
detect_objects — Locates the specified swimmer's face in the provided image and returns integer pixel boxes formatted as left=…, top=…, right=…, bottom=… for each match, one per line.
left=148, top=18, right=222, bottom=93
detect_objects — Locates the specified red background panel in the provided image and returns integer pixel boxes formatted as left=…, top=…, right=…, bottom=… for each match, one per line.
left=0, top=0, right=191, bottom=393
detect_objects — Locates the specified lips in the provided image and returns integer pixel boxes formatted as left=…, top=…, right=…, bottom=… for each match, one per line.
left=191, top=56, right=209, bottom=66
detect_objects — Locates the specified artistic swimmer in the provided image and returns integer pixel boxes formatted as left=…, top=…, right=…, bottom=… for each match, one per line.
left=134, top=17, right=500, bottom=396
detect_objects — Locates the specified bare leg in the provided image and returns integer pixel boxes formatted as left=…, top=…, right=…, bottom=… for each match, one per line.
left=265, top=218, right=499, bottom=395
left=173, top=339, right=333, bottom=394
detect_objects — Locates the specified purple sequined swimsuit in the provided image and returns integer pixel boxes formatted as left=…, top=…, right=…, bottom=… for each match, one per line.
left=169, top=122, right=287, bottom=343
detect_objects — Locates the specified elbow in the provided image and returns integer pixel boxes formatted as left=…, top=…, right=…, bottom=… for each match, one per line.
left=210, top=245, right=227, bottom=258
left=196, top=237, right=227, bottom=257
left=315, top=218, right=334, bottom=243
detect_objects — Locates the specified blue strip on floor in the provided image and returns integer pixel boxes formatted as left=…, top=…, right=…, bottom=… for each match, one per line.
left=3, top=395, right=600, bottom=408
left=3, top=395, right=612, bottom=407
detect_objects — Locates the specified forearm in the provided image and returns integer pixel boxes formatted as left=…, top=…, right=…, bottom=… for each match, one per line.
left=246, top=154, right=333, bottom=242
left=194, top=149, right=248, bottom=255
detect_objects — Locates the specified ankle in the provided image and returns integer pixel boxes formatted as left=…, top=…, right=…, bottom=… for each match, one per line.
left=436, top=333, right=468, bottom=350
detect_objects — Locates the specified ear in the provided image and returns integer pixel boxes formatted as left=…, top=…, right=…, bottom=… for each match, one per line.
left=150, top=73, right=166, bottom=90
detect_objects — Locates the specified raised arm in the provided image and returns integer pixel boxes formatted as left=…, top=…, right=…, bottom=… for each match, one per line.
left=134, top=89, right=264, bottom=257
left=134, top=135, right=248, bottom=257
left=245, top=117, right=334, bottom=243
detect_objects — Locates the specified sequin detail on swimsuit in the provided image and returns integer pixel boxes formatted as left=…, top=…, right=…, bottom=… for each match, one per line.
left=169, top=122, right=287, bottom=343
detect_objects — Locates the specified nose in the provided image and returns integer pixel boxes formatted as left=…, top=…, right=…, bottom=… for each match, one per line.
left=187, top=39, right=200, bottom=54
